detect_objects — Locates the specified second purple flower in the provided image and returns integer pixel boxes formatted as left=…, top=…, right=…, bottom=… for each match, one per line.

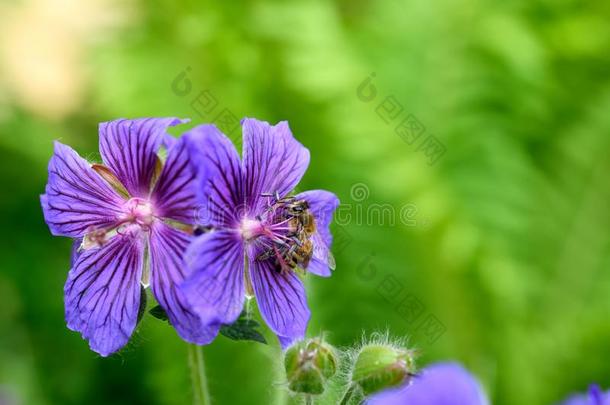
left=182, top=118, right=339, bottom=347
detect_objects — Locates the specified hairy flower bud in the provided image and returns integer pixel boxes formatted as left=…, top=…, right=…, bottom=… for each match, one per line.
left=284, top=338, right=338, bottom=395
left=351, top=344, right=415, bottom=395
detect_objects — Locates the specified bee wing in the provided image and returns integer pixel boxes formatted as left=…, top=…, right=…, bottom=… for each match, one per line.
left=312, top=233, right=336, bottom=271
left=327, top=250, right=336, bottom=271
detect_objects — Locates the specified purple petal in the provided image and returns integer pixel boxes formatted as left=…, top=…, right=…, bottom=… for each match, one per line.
left=64, top=231, right=144, bottom=357
left=242, top=119, right=310, bottom=214
left=558, top=385, right=610, bottom=405
left=149, top=222, right=220, bottom=345
left=182, top=230, right=245, bottom=325
left=367, top=362, right=489, bottom=405
left=70, top=238, right=83, bottom=267
left=248, top=248, right=310, bottom=342
left=306, top=234, right=333, bottom=278
left=162, top=134, right=178, bottom=150
left=184, top=124, right=244, bottom=227
left=99, top=118, right=186, bottom=198
left=151, top=136, right=198, bottom=224
left=278, top=334, right=297, bottom=349
left=41, top=142, right=125, bottom=238
left=295, top=190, right=339, bottom=277
left=588, top=385, right=607, bottom=405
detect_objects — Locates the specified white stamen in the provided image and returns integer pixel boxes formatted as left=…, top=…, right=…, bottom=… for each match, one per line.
left=240, top=218, right=262, bottom=241
left=124, top=198, right=155, bottom=226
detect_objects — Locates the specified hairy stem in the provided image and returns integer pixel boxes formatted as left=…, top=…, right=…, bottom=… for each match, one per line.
left=188, top=344, right=211, bottom=405
left=339, top=384, right=363, bottom=405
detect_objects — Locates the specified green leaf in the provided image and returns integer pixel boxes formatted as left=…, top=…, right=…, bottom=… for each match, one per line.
left=149, top=305, right=169, bottom=322
left=220, top=317, right=267, bottom=344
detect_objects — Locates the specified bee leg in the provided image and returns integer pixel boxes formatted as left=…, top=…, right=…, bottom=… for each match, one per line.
left=273, top=263, right=283, bottom=274
left=256, top=249, right=274, bottom=261
left=275, top=256, right=292, bottom=274
left=291, top=235, right=303, bottom=247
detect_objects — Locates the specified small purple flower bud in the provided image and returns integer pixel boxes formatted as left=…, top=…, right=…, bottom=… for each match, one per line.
left=351, top=344, right=416, bottom=396
left=284, top=338, right=339, bottom=395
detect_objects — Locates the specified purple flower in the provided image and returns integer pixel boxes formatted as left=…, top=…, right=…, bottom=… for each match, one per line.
left=367, top=362, right=489, bottom=405
left=41, top=118, right=219, bottom=356
left=559, top=385, right=610, bottom=405
left=182, top=118, right=339, bottom=347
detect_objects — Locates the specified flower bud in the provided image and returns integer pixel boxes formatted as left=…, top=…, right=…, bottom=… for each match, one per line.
left=351, top=344, right=415, bottom=395
left=284, top=338, right=338, bottom=395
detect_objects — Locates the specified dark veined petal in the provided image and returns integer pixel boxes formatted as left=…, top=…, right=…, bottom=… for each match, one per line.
left=248, top=246, right=310, bottom=344
left=149, top=222, right=220, bottom=345
left=295, top=190, right=339, bottom=277
left=242, top=118, right=310, bottom=214
left=99, top=118, right=187, bottom=198
left=64, top=230, right=144, bottom=357
left=41, top=142, right=125, bottom=238
left=182, top=230, right=245, bottom=325
left=367, top=362, right=489, bottom=405
left=151, top=136, right=198, bottom=224
left=70, top=237, right=83, bottom=267
left=183, top=124, right=244, bottom=227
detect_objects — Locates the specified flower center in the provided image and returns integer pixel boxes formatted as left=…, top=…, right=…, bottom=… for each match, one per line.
left=240, top=218, right=264, bottom=241
left=124, top=197, right=155, bottom=227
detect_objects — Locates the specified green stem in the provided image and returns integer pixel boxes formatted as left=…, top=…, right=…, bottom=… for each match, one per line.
left=339, top=384, right=363, bottom=405
left=188, top=344, right=211, bottom=405
left=274, top=344, right=289, bottom=405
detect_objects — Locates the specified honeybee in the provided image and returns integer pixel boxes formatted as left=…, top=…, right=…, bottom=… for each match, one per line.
left=287, top=200, right=315, bottom=234
left=282, top=233, right=336, bottom=274
left=285, top=200, right=315, bottom=269
left=289, top=200, right=336, bottom=271
left=288, top=233, right=314, bottom=268
left=256, top=198, right=335, bottom=274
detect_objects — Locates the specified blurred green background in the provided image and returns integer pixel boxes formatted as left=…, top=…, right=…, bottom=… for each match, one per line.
left=1, top=0, right=610, bottom=404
